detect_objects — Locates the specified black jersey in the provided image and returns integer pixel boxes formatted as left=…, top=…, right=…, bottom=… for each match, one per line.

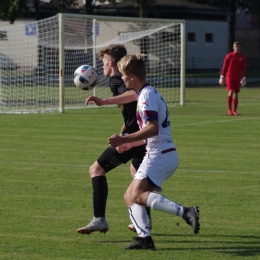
left=108, top=72, right=139, bottom=135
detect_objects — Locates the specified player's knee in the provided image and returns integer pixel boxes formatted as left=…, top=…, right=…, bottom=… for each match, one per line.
left=89, top=162, right=105, bottom=178
left=130, top=164, right=136, bottom=178
left=123, top=191, right=131, bottom=205
left=132, top=194, right=143, bottom=205
left=124, top=191, right=142, bottom=205
left=89, top=164, right=95, bottom=177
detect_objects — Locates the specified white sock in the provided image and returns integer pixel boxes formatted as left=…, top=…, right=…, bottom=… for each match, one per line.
left=146, top=192, right=184, bottom=217
left=129, top=204, right=151, bottom=238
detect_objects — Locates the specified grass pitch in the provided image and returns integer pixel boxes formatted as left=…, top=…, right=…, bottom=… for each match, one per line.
left=0, top=86, right=260, bottom=260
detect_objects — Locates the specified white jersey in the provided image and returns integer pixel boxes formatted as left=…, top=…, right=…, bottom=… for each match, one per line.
left=137, top=84, right=175, bottom=150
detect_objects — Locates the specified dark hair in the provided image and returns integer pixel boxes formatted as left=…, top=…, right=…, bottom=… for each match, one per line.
left=98, top=44, right=127, bottom=64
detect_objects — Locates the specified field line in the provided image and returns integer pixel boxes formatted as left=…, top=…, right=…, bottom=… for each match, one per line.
left=175, top=117, right=258, bottom=127
left=177, top=169, right=260, bottom=175
left=0, top=161, right=259, bottom=175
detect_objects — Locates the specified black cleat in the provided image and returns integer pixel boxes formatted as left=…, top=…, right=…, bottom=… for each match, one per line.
left=123, top=236, right=155, bottom=250
left=183, top=206, right=200, bottom=234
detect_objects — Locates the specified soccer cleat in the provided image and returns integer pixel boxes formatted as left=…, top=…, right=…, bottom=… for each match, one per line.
left=123, top=236, right=155, bottom=250
left=228, top=109, right=233, bottom=115
left=127, top=224, right=135, bottom=232
left=232, top=111, right=238, bottom=116
left=183, top=206, right=200, bottom=234
left=77, top=217, right=109, bottom=235
left=128, top=215, right=152, bottom=232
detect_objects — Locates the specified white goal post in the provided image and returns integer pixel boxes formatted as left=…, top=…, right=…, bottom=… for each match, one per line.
left=0, top=13, right=185, bottom=114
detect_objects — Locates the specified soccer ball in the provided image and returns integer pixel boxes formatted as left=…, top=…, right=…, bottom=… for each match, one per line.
left=74, top=65, right=99, bottom=90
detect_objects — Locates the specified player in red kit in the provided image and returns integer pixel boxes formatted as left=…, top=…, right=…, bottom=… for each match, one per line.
left=219, top=41, right=247, bottom=116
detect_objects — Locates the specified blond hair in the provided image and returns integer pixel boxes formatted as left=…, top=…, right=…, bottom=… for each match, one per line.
left=118, top=54, right=147, bottom=80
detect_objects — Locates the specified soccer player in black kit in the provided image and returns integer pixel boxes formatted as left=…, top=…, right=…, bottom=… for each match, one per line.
left=77, top=44, right=152, bottom=235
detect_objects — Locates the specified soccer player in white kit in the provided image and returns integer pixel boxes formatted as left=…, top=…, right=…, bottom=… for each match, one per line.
left=108, top=54, right=200, bottom=250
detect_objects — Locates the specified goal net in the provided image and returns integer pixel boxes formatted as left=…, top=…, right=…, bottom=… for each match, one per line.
left=0, top=14, right=185, bottom=113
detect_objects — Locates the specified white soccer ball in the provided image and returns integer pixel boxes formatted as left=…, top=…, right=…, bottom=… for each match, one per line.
left=74, top=65, right=99, bottom=90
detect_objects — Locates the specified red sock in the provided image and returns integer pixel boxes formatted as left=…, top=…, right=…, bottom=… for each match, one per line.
left=233, top=98, right=238, bottom=112
left=227, top=96, right=232, bottom=110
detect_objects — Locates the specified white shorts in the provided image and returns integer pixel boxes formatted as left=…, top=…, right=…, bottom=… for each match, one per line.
left=135, top=147, right=179, bottom=192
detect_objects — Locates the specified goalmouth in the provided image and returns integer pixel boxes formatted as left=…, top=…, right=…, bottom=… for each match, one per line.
left=0, top=13, right=186, bottom=114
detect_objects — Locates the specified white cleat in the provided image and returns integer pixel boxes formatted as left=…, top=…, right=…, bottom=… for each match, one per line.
left=77, top=217, right=109, bottom=235
left=128, top=215, right=152, bottom=233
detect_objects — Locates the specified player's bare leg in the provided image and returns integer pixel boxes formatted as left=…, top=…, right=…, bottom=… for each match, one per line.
left=125, top=178, right=200, bottom=235
left=127, top=164, right=152, bottom=232
left=123, top=179, right=155, bottom=250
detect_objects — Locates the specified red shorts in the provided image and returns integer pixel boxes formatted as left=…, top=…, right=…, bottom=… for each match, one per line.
left=226, top=77, right=240, bottom=92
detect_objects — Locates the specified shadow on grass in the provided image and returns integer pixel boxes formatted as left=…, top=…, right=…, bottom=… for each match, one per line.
left=98, top=234, right=260, bottom=256
left=153, top=233, right=260, bottom=256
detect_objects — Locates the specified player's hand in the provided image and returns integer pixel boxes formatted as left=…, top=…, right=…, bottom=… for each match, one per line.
left=116, top=143, right=132, bottom=153
left=85, top=96, right=104, bottom=106
left=240, top=77, right=246, bottom=87
left=219, top=75, right=225, bottom=86
left=108, top=134, right=125, bottom=148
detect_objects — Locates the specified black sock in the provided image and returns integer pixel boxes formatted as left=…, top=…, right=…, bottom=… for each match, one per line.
left=92, top=176, right=108, bottom=218
left=145, top=207, right=151, bottom=217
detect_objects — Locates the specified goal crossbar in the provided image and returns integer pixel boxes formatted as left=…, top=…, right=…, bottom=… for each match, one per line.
left=0, top=13, right=186, bottom=114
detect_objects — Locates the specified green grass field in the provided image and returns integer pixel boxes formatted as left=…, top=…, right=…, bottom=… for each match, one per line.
left=1, top=86, right=260, bottom=260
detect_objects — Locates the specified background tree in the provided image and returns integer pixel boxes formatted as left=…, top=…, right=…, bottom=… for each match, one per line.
left=238, top=0, right=260, bottom=56
left=34, top=0, right=42, bottom=20
left=83, top=0, right=94, bottom=15
left=0, top=0, right=79, bottom=23
left=0, top=0, right=29, bottom=24
left=189, top=0, right=259, bottom=50
left=94, top=0, right=156, bottom=18
left=41, top=0, right=78, bottom=14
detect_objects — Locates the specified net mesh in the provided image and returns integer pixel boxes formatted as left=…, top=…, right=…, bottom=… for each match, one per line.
left=0, top=14, right=183, bottom=113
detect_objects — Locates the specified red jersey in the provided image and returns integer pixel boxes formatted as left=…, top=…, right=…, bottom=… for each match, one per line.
left=221, top=52, right=246, bottom=81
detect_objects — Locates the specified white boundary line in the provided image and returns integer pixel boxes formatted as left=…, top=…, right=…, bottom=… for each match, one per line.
left=1, top=117, right=259, bottom=175
left=0, top=161, right=259, bottom=175
left=177, top=169, right=260, bottom=175
left=175, top=117, right=258, bottom=127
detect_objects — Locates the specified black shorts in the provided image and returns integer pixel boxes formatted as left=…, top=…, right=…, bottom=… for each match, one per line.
left=97, top=145, right=146, bottom=173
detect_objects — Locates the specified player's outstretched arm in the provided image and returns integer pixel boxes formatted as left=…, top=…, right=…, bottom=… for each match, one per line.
left=85, top=96, right=105, bottom=106
left=86, top=90, right=137, bottom=107
left=105, top=90, right=137, bottom=105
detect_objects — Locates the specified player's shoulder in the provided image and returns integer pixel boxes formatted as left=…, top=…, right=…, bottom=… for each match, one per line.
left=138, top=85, right=159, bottom=102
left=139, top=84, right=154, bottom=95
left=109, top=71, right=123, bottom=82
left=109, top=72, right=125, bottom=94
left=224, top=52, right=233, bottom=59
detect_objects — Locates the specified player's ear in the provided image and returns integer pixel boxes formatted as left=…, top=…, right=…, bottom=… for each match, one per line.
left=110, top=59, right=115, bottom=66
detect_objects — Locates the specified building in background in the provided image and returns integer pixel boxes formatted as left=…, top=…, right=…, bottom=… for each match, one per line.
left=92, top=0, right=228, bottom=72
left=0, top=0, right=259, bottom=69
